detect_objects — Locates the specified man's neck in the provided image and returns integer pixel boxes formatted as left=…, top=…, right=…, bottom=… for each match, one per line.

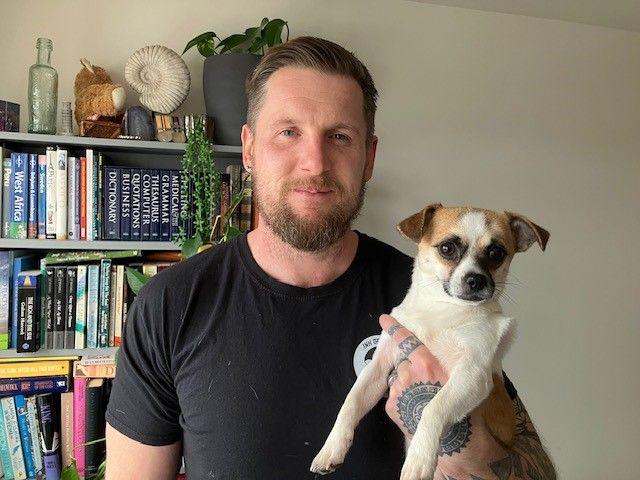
left=246, top=224, right=359, bottom=288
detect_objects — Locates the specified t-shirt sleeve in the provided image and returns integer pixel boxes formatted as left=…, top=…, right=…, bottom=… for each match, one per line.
left=502, top=370, right=518, bottom=400
left=105, top=281, right=182, bottom=446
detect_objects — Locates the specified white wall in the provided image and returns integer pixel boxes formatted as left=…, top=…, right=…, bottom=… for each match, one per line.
left=2, top=1, right=639, bottom=478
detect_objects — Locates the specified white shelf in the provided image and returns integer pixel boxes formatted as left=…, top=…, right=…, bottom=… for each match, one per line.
left=0, top=347, right=118, bottom=358
left=0, top=131, right=242, bottom=155
left=0, top=238, right=180, bottom=251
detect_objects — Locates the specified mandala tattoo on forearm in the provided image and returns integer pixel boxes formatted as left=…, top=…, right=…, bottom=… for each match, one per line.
left=396, top=381, right=472, bottom=456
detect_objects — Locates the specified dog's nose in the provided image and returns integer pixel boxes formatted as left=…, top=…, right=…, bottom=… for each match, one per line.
left=464, top=273, right=487, bottom=292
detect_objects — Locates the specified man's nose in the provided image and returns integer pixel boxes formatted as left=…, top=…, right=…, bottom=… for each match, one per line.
left=299, top=136, right=331, bottom=175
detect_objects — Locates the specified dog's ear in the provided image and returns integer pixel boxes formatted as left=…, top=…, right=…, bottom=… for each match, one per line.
left=397, top=203, right=442, bottom=243
left=505, top=211, right=550, bottom=252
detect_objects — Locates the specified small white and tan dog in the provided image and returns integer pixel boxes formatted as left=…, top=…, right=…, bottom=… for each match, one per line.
left=311, top=203, right=549, bottom=480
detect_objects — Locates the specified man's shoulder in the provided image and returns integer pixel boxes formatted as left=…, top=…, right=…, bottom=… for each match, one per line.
left=358, top=231, right=413, bottom=266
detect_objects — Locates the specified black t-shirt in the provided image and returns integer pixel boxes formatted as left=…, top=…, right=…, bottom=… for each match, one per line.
left=106, top=231, right=517, bottom=479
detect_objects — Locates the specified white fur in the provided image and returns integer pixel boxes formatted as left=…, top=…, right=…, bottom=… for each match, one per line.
left=310, top=215, right=517, bottom=480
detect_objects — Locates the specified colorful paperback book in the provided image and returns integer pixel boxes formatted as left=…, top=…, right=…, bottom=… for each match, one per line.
left=75, top=264, right=87, bottom=349
left=98, top=259, right=111, bottom=347
left=73, top=376, right=87, bottom=477
left=55, top=148, right=68, bottom=240
left=43, top=249, right=142, bottom=265
left=27, top=153, right=38, bottom=238
left=36, top=393, right=61, bottom=480
left=80, top=156, right=87, bottom=240
left=45, top=146, right=57, bottom=238
left=0, top=251, right=11, bottom=349
left=1, top=396, right=27, bottom=479
left=14, top=395, right=36, bottom=480
left=26, top=396, right=44, bottom=478
left=9, top=152, right=28, bottom=239
left=2, top=158, right=11, bottom=237
left=86, top=149, right=95, bottom=240
left=130, top=168, right=142, bottom=240
left=0, top=360, right=71, bottom=379
left=86, top=264, right=100, bottom=349
left=67, top=156, right=80, bottom=240
left=0, top=399, right=15, bottom=479
left=0, top=375, right=70, bottom=396
left=37, top=154, right=47, bottom=238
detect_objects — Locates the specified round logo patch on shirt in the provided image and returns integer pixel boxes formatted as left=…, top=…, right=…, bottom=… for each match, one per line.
left=353, top=334, right=380, bottom=377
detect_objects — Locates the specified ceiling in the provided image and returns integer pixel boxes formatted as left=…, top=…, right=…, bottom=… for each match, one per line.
left=411, top=0, right=640, bottom=32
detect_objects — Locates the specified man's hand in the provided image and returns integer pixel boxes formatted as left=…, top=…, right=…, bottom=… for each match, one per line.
left=379, top=314, right=557, bottom=480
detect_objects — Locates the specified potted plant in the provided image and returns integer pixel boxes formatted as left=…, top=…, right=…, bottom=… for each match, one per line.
left=182, top=17, right=289, bottom=146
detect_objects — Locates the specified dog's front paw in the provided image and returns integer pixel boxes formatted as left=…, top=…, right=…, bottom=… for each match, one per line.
left=310, top=429, right=353, bottom=475
left=400, top=448, right=437, bottom=480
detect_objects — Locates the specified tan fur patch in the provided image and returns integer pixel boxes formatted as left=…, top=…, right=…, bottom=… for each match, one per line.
left=481, top=373, right=517, bottom=446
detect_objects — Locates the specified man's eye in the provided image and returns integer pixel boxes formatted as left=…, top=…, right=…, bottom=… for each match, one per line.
left=332, top=133, right=349, bottom=142
left=281, top=129, right=296, bottom=137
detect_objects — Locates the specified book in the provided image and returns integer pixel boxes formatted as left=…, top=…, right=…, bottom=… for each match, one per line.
left=0, top=398, right=15, bottom=479
left=170, top=170, right=181, bottom=241
left=114, top=264, right=124, bottom=347
left=36, top=394, right=61, bottom=480
left=60, top=391, right=73, bottom=472
left=44, top=265, right=55, bottom=349
left=55, top=148, right=68, bottom=240
left=80, top=155, right=87, bottom=240
left=75, top=264, right=87, bottom=349
left=96, top=153, right=104, bottom=240
left=53, top=266, right=66, bottom=349
left=120, top=167, right=132, bottom=240
left=73, top=362, right=116, bottom=379
left=67, top=156, right=79, bottom=240
left=219, top=173, right=231, bottom=235
left=37, top=154, right=47, bottom=238
left=0, top=251, right=11, bottom=349
left=108, top=265, right=117, bottom=347
left=150, top=170, right=161, bottom=240
left=14, top=395, right=36, bottom=480
left=86, top=264, right=100, bottom=349
left=141, top=169, right=152, bottom=240
left=73, top=376, right=87, bottom=477
left=0, top=360, right=71, bottom=379
left=9, top=152, right=28, bottom=239
left=64, top=266, right=77, bottom=348
left=78, top=353, right=116, bottom=366
left=0, top=375, right=70, bottom=396
left=160, top=170, right=171, bottom=240
left=45, top=146, right=56, bottom=239
left=84, top=378, right=106, bottom=477
left=103, top=166, right=120, bottom=239
left=43, top=249, right=142, bottom=265
left=27, top=153, right=38, bottom=239
left=98, top=259, right=111, bottom=348
left=1, top=396, right=27, bottom=479
left=130, top=168, right=142, bottom=240
left=2, top=158, right=11, bottom=237
left=11, top=254, right=38, bottom=349
left=86, top=149, right=95, bottom=240
left=26, top=397, right=44, bottom=479
left=17, top=269, right=41, bottom=353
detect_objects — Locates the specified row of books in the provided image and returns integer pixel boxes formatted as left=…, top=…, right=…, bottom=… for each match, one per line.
left=1, top=249, right=175, bottom=351
left=0, top=355, right=115, bottom=479
left=0, top=145, right=257, bottom=243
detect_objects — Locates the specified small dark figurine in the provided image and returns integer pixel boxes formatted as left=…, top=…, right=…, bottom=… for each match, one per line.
left=122, top=106, right=155, bottom=140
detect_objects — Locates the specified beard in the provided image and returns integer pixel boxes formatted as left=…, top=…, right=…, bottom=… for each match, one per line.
left=253, top=171, right=366, bottom=252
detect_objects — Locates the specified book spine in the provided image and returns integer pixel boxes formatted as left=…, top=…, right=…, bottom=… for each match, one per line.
left=60, top=392, right=73, bottom=472
left=141, top=169, right=152, bottom=240
left=73, top=363, right=116, bottom=378
left=9, top=152, right=28, bottom=239
left=73, top=376, right=87, bottom=477
left=17, top=273, right=39, bottom=353
left=160, top=170, right=171, bottom=240
left=120, top=168, right=131, bottom=240
left=26, top=397, right=44, bottom=478
left=98, top=259, right=111, bottom=347
left=0, top=401, right=15, bottom=479
left=114, top=265, right=124, bottom=347
left=13, top=395, right=35, bottom=479
left=86, top=264, right=100, bottom=349
left=45, top=147, right=57, bottom=238
left=2, top=158, right=11, bottom=238
left=53, top=266, right=66, bottom=349
left=55, top=148, right=68, bottom=240
left=27, top=153, right=38, bottom=239
left=130, top=169, right=141, bottom=240
left=96, top=153, right=103, bottom=240
left=36, top=394, right=61, bottom=480
left=44, top=266, right=55, bottom=349
left=12, top=256, right=37, bottom=350
left=0, top=375, right=69, bottom=397
left=0, top=361, right=70, bottom=379
left=170, top=170, right=181, bottom=241
left=37, top=154, right=47, bottom=238
left=1, top=396, right=27, bottom=479
left=108, top=265, right=117, bottom=347
left=86, top=149, right=94, bottom=240
left=0, top=252, right=10, bottom=349
left=149, top=170, right=160, bottom=240
left=75, top=264, right=87, bottom=349
left=67, top=157, right=77, bottom=240
left=64, top=266, right=77, bottom=349
left=103, top=166, right=120, bottom=240
left=84, top=379, right=105, bottom=477
left=80, top=156, right=87, bottom=240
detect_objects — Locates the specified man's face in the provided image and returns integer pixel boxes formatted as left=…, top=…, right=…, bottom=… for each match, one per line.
left=242, top=66, right=377, bottom=251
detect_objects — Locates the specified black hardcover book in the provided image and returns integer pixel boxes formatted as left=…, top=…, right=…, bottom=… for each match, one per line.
left=120, top=168, right=131, bottom=240
left=17, top=270, right=40, bottom=353
left=64, top=266, right=77, bottom=348
left=85, top=378, right=107, bottom=476
left=160, top=170, right=171, bottom=241
left=141, top=169, right=152, bottom=241
left=149, top=170, right=161, bottom=241
left=169, top=170, right=181, bottom=241
left=36, top=393, right=61, bottom=479
left=130, top=168, right=142, bottom=240
left=44, top=265, right=55, bottom=349
left=103, top=166, right=120, bottom=240
left=53, top=266, right=67, bottom=349
left=96, top=153, right=104, bottom=239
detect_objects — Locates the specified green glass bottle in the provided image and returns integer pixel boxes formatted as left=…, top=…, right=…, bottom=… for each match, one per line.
left=27, top=37, right=58, bottom=134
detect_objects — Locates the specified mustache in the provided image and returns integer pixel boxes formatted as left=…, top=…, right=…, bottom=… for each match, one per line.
left=285, top=174, right=343, bottom=193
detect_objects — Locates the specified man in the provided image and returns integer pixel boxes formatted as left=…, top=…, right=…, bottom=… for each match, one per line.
left=105, top=36, right=556, bottom=479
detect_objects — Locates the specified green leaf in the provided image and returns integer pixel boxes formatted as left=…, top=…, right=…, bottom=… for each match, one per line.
left=197, top=37, right=217, bottom=57
left=260, top=17, right=270, bottom=28
left=183, top=31, right=217, bottom=54
left=221, top=224, right=242, bottom=243
left=218, top=34, right=249, bottom=54
left=61, top=460, right=81, bottom=480
left=262, top=19, right=288, bottom=47
left=181, top=232, right=203, bottom=258
left=125, top=267, right=151, bottom=296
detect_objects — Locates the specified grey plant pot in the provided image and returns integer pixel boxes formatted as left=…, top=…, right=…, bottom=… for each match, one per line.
left=203, top=53, right=261, bottom=146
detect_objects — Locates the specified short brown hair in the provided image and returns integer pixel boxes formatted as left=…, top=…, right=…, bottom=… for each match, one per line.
left=245, top=36, right=378, bottom=140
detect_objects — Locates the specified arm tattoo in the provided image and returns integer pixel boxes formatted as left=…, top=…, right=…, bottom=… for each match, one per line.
left=397, top=335, right=422, bottom=356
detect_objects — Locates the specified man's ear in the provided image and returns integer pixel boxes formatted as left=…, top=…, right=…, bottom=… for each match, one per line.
left=241, top=124, right=254, bottom=171
left=505, top=211, right=550, bottom=252
left=397, top=203, right=442, bottom=243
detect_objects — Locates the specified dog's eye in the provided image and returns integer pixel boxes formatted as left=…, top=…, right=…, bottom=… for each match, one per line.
left=438, top=242, right=457, bottom=259
left=488, top=245, right=506, bottom=262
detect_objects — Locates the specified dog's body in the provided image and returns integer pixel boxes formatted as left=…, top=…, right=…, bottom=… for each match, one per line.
left=311, top=204, right=549, bottom=480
